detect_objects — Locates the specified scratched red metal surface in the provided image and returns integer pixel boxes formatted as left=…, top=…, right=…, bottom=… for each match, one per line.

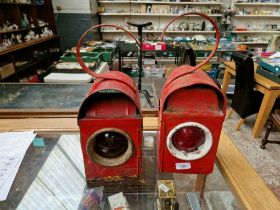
left=76, top=24, right=143, bottom=181
left=78, top=79, right=142, bottom=181
left=157, top=66, right=226, bottom=174
left=157, top=13, right=225, bottom=174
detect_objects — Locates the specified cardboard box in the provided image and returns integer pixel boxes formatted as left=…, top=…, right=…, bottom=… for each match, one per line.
left=0, top=63, right=15, bottom=80
left=142, top=42, right=167, bottom=51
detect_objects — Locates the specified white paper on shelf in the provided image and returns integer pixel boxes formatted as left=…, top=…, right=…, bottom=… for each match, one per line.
left=17, top=135, right=86, bottom=210
left=0, top=131, right=36, bottom=201
left=0, top=157, right=21, bottom=188
left=44, top=73, right=93, bottom=83
left=269, top=52, right=280, bottom=58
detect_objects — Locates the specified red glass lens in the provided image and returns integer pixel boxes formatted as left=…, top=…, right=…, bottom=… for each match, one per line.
left=172, top=126, right=205, bottom=153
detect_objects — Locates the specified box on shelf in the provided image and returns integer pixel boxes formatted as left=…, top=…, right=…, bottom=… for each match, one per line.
left=118, top=41, right=138, bottom=52
left=15, top=60, right=36, bottom=73
left=237, top=44, right=247, bottom=51
left=93, top=47, right=118, bottom=62
left=218, top=39, right=237, bottom=50
left=142, top=42, right=167, bottom=51
left=60, top=52, right=100, bottom=63
left=256, top=56, right=280, bottom=75
left=0, top=63, right=15, bottom=80
left=54, top=62, right=96, bottom=70
left=108, top=192, right=130, bottom=210
left=144, top=64, right=165, bottom=78
left=28, top=74, right=40, bottom=83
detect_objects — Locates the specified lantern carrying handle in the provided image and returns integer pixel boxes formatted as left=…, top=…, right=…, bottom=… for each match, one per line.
left=76, top=24, right=140, bottom=91
left=159, top=12, right=220, bottom=86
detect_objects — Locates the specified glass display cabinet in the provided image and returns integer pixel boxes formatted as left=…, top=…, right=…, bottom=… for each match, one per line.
left=0, top=131, right=240, bottom=210
left=0, top=81, right=279, bottom=209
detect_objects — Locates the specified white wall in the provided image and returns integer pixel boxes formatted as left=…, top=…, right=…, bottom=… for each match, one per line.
left=52, top=0, right=91, bottom=14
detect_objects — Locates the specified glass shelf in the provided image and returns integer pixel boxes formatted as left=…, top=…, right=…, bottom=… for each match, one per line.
left=0, top=131, right=240, bottom=210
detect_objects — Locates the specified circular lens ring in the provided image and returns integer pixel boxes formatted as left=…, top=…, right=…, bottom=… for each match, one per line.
left=159, top=12, right=220, bottom=84
left=94, top=131, right=129, bottom=158
left=166, top=122, right=213, bottom=161
left=76, top=24, right=140, bottom=90
left=86, top=128, right=134, bottom=167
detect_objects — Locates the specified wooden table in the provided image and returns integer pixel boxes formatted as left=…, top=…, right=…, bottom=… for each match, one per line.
left=221, top=61, right=280, bottom=138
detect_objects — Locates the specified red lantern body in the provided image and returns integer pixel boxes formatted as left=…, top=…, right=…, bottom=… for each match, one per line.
left=78, top=75, right=142, bottom=182
left=158, top=65, right=226, bottom=174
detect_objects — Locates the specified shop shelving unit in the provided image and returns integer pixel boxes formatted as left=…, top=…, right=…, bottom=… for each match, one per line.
left=234, top=2, right=280, bottom=6
left=233, top=41, right=268, bottom=44
left=235, top=15, right=280, bottom=18
left=232, top=1, right=280, bottom=48
left=231, top=31, right=280, bottom=34
left=97, top=0, right=223, bottom=40
left=99, top=1, right=223, bottom=5
left=101, top=29, right=216, bottom=33
left=0, top=0, right=59, bottom=82
left=99, top=13, right=222, bottom=16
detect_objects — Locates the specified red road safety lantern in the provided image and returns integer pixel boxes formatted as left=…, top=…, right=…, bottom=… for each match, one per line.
left=157, top=67, right=226, bottom=174
left=157, top=13, right=226, bottom=174
left=78, top=79, right=143, bottom=181
left=76, top=25, right=143, bottom=182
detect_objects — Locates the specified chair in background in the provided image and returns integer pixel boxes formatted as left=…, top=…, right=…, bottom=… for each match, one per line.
left=260, top=113, right=280, bottom=149
left=227, top=52, right=264, bottom=131
left=178, top=44, right=196, bottom=66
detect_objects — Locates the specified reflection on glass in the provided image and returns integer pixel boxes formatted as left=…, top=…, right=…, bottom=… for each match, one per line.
left=17, top=135, right=86, bottom=210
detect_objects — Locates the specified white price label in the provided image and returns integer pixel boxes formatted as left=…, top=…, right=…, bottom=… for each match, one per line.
left=155, top=45, right=161, bottom=51
left=144, top=136, right=154, bottom=148
left=144, top=136, right=154, bottom=143
left=176, top=162, right=191, bottom=170
left=159, top=183, right=170, bottom=192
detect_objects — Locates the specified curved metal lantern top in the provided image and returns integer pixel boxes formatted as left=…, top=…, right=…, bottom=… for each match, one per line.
left=76, top=24, right=140, bottom=92
left=78, top=77, right=142, bottom=119
left=160, top=66, right=226, bottom=115
left=159, top=12, right=220, bottom=88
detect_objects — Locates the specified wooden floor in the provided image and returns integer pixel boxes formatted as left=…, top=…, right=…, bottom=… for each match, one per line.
left=0, top=117, right=279, bottom=209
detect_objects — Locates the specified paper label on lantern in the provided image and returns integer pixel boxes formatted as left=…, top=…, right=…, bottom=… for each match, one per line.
left=176, top=162, right=191, bottom=170
left=155, top=45, right=161, bottom=51
left=159, top=183, right=170, bottom=192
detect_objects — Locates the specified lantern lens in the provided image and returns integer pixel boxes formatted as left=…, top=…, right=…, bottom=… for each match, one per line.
left=172, top=126, right=205, bottom=153
left=93, top=131, right=128, bottom=158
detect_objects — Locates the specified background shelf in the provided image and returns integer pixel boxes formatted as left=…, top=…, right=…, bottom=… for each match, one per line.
left=99, top=13, right=222, bottom=16
left=101, top=30, right=216, bottom=33
left=231, top=31, right=280, bottom=34
left=99, top=0, right=223, bottom=5
left=234, top=3, right=280, bottom=6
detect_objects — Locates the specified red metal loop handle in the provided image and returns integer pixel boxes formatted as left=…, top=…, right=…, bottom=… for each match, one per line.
left=76, top=24, right=140, bottom=90
left=160, top=12, right=220, bottom=72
